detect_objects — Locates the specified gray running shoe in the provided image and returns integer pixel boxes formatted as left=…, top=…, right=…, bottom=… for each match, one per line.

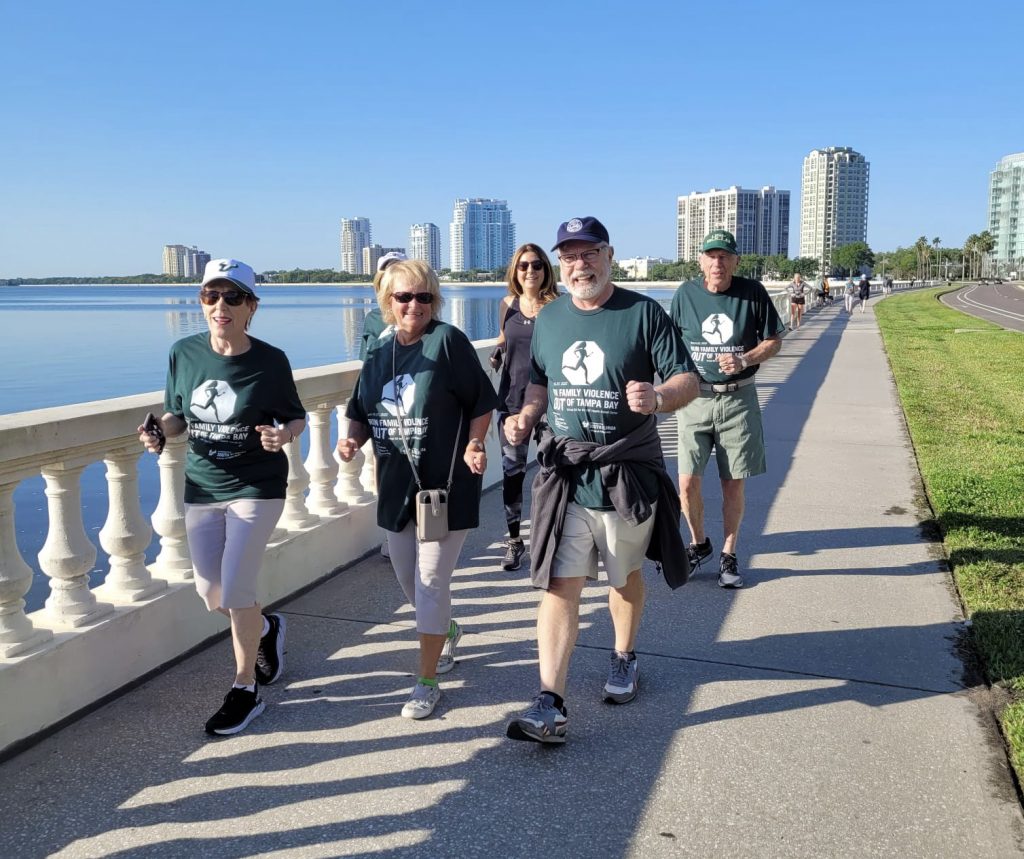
left=718, top=553, right=744, bottom=588
left=687, top=537, right=713, bottom=570
left=501, top=539, right=526, bottom=571
left=436, top=620, right=462, bottom=675
left=603, top=651, right=639, bottom=704
left=401, top=682, right=441, bottom=719
left=506, top=692, right=567, bottom=744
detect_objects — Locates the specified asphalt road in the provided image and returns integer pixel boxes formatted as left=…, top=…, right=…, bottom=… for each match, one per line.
left=941, top=281, right=1024, bottom=332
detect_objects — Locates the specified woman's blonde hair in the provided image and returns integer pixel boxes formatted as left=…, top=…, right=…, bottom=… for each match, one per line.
left=379, top=260, right=444, bottom=325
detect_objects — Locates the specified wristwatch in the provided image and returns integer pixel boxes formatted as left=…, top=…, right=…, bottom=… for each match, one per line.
left=739, top=355, right=749, bottom=371
left=654, top=391, right=664, bottom=413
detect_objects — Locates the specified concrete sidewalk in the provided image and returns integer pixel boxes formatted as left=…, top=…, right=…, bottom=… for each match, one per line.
left=2, top=300, right=1022, bottom=858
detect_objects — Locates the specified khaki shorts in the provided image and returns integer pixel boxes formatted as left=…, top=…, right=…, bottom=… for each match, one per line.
left=551, top=502, right=656, bottom=588
left=676, top=384, right=766, bottom=479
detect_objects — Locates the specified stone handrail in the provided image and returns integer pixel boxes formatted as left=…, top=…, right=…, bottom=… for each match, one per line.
left=0, top=341, right=503, bottom=755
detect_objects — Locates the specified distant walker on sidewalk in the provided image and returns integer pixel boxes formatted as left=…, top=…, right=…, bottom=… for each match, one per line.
left=669, top=229, right=785, bottom=589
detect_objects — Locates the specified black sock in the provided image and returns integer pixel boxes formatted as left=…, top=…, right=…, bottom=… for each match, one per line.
left=541, top=690, right=565, bottom=712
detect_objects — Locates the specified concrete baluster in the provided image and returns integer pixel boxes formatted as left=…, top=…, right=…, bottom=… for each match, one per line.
left=98, top=447, right=166, bottom=601
left=273, top=436, right=317, bottom=539
left=335, top=410, right=371, bottom=503
left=304, top=405, right=346, bottom=516
left=38, top=461, right=113, bottom=627
left=151, top=434, right=193, bottom=580
left=0, top=478, right=53, bottom=657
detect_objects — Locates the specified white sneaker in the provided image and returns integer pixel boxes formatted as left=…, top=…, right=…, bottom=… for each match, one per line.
left=436, top=621, right=462, bottom=674
left=401, top=682, right=440, bottom=719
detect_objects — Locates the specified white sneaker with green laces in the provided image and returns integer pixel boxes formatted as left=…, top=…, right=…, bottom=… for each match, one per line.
left=401, top=681, right=441, bottom=719
left=436, top=620, right=462, bottom=674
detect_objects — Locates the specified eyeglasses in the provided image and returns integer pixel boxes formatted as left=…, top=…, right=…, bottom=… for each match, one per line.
left=517, top=260, right=545, bottom=273
left=392, top=291, right=435, bottom=304
left=558, top=247, right=606, bottom=265
left=199, top=289, right=248, bottom=306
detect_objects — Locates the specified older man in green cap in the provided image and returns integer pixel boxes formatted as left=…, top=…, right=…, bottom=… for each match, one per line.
left=669, top=229, right=785, bottom=588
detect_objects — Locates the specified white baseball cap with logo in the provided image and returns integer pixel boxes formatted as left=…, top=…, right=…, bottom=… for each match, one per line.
left=377, top=251, right=408, bottom=272
left=201, top=258, right=257, bottom=296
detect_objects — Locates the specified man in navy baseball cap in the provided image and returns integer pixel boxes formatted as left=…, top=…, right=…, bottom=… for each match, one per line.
left=551, top=216, right=610, bottom=251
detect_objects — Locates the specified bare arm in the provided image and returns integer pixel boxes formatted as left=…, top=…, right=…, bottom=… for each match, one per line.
left=625, top=371, right=698, bottom=415
left=718, top=335, right=782, bottom=376
left=336, top=419, right=371, bottom=461
left=463, top=410, right=492, bottom=475
left=503, top=382, right=547, bottom=445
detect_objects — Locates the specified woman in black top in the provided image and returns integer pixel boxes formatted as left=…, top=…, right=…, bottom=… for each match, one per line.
left=490, top=243, right=559, bottom=571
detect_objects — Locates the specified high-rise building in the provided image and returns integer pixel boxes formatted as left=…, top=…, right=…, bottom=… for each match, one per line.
left=340, top=217, right=372, bottom=274
left=799, top=147, right=869, bottom=271
left=989, top=152, right=1024, bottom=269
left=362, top=244, right=406, bottom=276
left=409, top=223, right=441, bottom=271
left=449, top=199, right=515, bottom=272
left=162, top=244, right=210, bottom=278
left=676, top=186, right=790, bottom=262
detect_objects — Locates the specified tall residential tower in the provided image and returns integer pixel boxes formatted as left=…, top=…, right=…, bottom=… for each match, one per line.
left=799, top=147, right=869, bottom=271
left=409, top=223, right=441, bottom=271
left=339, top=217, right=372, bottom=274
left=676, top=186, right=790, bottom=261
left=162, top=244, right=210, bottom=278
left=449, top=199, right=515, bottom=272
left=989, top=152, right=1024, bottom=271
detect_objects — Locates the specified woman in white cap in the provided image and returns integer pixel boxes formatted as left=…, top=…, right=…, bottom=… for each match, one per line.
left=138, top=258, right=306, bottom=736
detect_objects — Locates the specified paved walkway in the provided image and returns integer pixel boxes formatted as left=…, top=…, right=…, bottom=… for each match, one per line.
left=3, top=299, right=1023, bottom=858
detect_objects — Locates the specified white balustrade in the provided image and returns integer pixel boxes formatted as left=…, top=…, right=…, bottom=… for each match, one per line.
left=150, top=434, right=193, bottom=580
left=97, top=447, right=166, bottom=602
left=38, top=460, right=113, bottom=627
left=273, top=437, right=318, bottom=539
left=304, top=404, right=346, bottom=516
left=0, top=478, right=52, bottom=657
left=335, top=410, right=371, bottom=503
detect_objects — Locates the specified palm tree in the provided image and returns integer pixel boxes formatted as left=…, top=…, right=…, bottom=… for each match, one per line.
left=932, top=237, right=941, bottom=280
left=915, top=236, right=929, bottom=280
left=963, top=234, right=978, bottom=279
left=977, top=231, right=996, bottom=278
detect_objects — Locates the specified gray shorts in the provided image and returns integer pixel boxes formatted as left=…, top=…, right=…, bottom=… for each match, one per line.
left=551, top=502, right=656, bottom=588
left=676, top=384, right=766, bottom=479
left=185, top=498, right=285, bottom=610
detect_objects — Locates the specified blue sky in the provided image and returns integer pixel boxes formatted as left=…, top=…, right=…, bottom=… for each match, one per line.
left=2, top=1, right=1020, bottom=277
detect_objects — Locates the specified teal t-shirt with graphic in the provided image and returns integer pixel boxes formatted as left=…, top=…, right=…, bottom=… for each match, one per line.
left=669, top=275, right=784, bottom=384
left=359, top=309, right=393, bottom=361
left=530, top=287, right=691, bottom=509
left=347, top=319, right=498, bottom=532
left=164, top=334, right=306, bottom=504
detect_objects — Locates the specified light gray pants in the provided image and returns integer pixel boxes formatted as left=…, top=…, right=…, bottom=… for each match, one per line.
left=387, top=521, right=469, bottom=635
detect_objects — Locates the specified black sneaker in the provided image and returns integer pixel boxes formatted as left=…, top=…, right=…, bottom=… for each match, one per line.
left=687, top=537, right=713, bottom=570
left=718, top=553, right=744, bottom=589
left=501, top=539, right=526, bottom=571
left=205, top=685, right=265, bottom=735
left=255, top=613, right=286, bottom=685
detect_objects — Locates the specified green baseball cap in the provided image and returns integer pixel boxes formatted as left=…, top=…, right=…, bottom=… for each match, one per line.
left=701, top=229, right=738, bottom=255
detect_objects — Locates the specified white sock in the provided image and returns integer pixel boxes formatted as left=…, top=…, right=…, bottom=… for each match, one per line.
left=232, top=682, right=256, bottom=693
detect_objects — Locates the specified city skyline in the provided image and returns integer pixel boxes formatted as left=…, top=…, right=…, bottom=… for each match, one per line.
left=2, top=2, right=1021, bottom=278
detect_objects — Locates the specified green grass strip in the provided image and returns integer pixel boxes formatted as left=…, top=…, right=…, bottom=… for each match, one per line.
left=875, top=287, right=1024, bottom=777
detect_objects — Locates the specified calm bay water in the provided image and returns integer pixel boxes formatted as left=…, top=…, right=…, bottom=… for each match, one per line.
left=2, top=283, right=676, bottom=611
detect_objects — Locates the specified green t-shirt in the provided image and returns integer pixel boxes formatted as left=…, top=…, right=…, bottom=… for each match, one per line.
left=359, top=309, right=393, bottom=361
left=669, top=275, right=785, bottom=384
left=164, top=333, right=306, bottom=504
left=347, top=319, right=498, bottom=532
left=530, top=287, right=691, bottom=509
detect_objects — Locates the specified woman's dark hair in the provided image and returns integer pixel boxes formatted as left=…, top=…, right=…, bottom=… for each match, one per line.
left=504, top=243, right=559, bottom=304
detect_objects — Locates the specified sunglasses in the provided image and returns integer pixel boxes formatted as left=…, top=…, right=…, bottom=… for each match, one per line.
left=199, top=288, right=249, bottom=306
left=392, top=291, right=435, bottom=304
left=517, top=260, right=545, bottom=272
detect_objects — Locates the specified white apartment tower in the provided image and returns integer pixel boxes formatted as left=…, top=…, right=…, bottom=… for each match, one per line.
left=676, top=186, right=790, bottom=262
left=409, top=223, right=441, bottom=271
left=799, top=147, right=870, bottom=271
left=340, top=217, right=372, bottom=274
left=162, top=244, right=210, bottom=277
left=989, top=152, right=1024, bottom=269
left=449, top=199, right=515, bottom=272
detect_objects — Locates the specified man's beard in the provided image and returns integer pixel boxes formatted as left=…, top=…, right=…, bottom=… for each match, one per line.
left=565, top=277, right=605, bottom=301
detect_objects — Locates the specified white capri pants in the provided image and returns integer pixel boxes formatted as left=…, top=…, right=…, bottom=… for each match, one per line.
left=387, top=521, right=469, bottom=635
left=185, top=498, right=285, bottom=611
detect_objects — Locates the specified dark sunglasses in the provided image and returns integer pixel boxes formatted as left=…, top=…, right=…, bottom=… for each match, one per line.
left=392, top=291, right=434, bottom=304
left=199, top=288, right=249, bottom=306
left=517, top=260, right=545, bottom=272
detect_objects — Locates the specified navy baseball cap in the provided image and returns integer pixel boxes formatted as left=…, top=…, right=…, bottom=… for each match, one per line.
left=551, top=216, right=610, bottom=251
